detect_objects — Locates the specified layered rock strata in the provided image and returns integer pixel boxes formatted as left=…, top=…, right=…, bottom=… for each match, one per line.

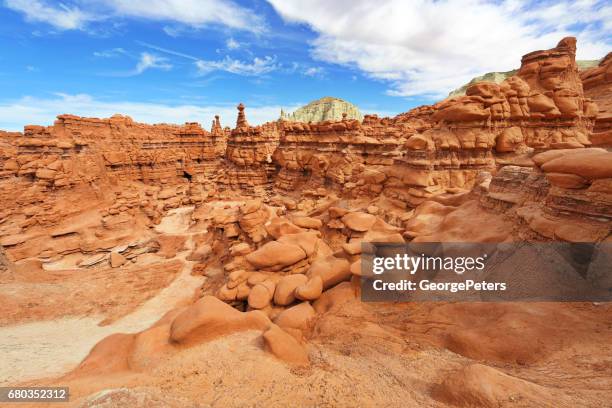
left=223, top=104, right=281, bottom=195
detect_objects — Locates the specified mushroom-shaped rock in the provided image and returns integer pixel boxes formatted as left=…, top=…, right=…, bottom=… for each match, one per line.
left=274, top=274, right=309, bottom=306
left=246, top=241, right=306, bottom=270
left=170, top=296, right=270, bottom=345
left=341, top=212, right=377, bottom=232
left=295, top=276, right=323, bottom=301
left=263, top=325, right=309, bottom=366
left=307, top=256, right=351, bottom=290
left=274, top=301, right=316, bottom=332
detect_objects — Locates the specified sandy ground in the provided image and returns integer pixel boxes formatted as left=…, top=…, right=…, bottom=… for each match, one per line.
left=72, top=330, right=459, bottom=407
left=0, top=207, right=205, bottom=385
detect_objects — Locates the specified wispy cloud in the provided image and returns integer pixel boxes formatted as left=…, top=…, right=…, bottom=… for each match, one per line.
left=93, top=47, right=127, bottom=58
left=134, top=52, right=172, bottom=75
left=268, top=0, right=612, bottom=98
left=136, top=41, right=200, bottom=61
left=195, top=56, right=278, bottom=76
left=226, top=38, right=241, bottom=50
left=4, top=0, right=97, bottom=30
left=303, top=66, right=324, bottom=77
left=162, top=25, right=183, bottom=37
left=0, top=93, right=300, bottom=131
left=5, top=0, right=265, bottom=33
left=136, top=41, right=277, bottom=77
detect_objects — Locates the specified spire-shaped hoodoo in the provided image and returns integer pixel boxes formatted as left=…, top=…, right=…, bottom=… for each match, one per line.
left=236, top=103, right=249, bottom=129
left=211, top=114, right=223, bottom=136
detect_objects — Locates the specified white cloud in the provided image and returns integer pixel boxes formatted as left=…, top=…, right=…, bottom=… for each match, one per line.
left=4, top=0, right=96, bottom=30
left=195, top=56, right=278, bottom=76
left=134, top=52, right=172, bottom=74
left=105, top=0, right=265, bottom=33
left=303, top=66, right=324, bottom=77
left=268, top=0, right=612, bottom=98
left=93, top=48, right=127, bottom=58
left=5, top=0, right=264, bottom=33
left=0, top=93, right=301, bottom=131
left=226, top=38, right=241, bottom=50
left=162, top=25, right=183, bottom=37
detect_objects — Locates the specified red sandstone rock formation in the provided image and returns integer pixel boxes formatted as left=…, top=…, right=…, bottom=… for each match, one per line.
left=0, top=38, right=610, bottom=407
left=581, top=52, right=612, bottom=146
left=224, top=105, right=281, bottom=195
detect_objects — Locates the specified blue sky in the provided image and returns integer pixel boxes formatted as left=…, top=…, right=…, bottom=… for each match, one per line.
left=0, top=0, right=610, bottom=131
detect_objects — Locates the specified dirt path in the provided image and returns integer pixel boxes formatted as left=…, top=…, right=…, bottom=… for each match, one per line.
left=0, top=207, right=205, bottom=385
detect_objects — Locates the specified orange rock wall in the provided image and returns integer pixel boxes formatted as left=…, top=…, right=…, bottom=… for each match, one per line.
left=0, top=37, right=606, bottom=215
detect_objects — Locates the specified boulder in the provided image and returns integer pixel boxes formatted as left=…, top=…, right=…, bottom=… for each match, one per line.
left=341, top=212, right=377, bottom=232
left=169, top=296, right=270, bottom=345
left=274, top=301, right=316, bottom=331
left=291, top=216, right=323, bottom=229
left=308, top=256, right=351, bottom=289
left=246, top=241, right=307, bottom=270
left=274, top=274, right=309, bottom=306
left=248, top=283, right=274, bottom=309
left=295, top=276, right=324, bottom=301
left=265, top=218, right=304, bottom=238
left=277, top=231, right=321, bottom=257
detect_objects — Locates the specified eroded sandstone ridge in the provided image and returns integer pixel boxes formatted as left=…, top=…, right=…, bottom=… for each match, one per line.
left=1, top=38, right=611, bottom=407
